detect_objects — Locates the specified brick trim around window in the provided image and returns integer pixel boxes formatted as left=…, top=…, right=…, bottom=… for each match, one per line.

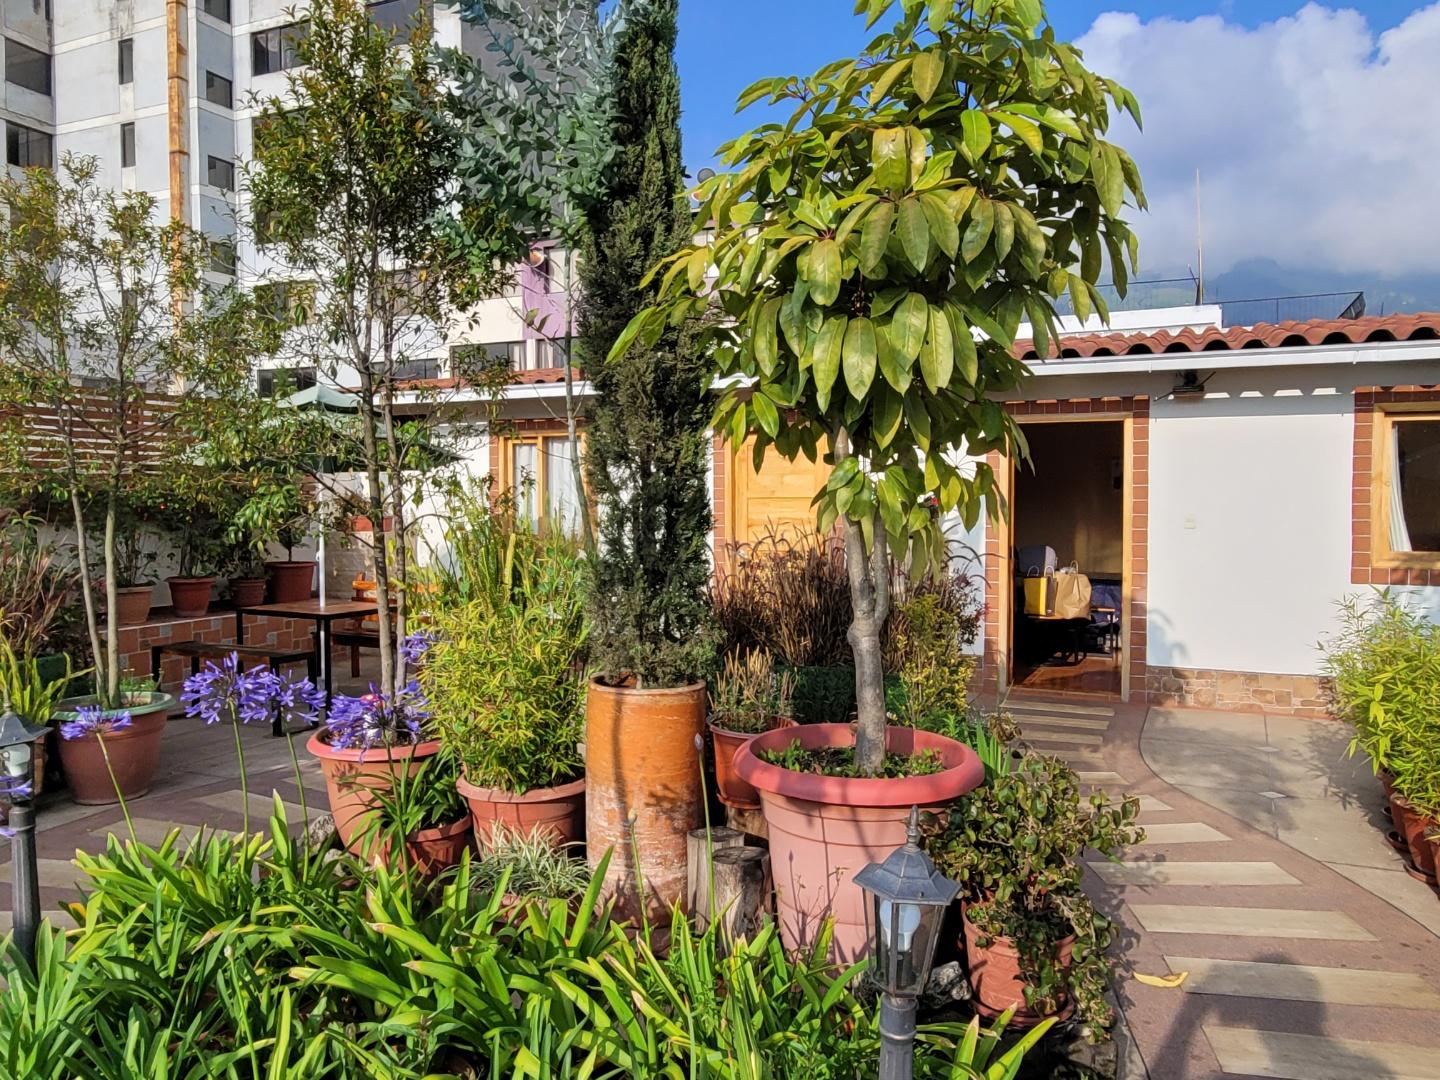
left=1351, top=386, right=1440, bottom=588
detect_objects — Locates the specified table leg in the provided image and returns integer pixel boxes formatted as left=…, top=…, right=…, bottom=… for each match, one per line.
left=235, top=610, right=245, bottom=645
left=319, top=618, right=333, bottom=703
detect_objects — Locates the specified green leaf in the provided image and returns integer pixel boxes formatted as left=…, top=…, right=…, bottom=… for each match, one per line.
left=995, top=110, right=1044, bottom=156
left=835, top=197, right=875, bottom=244
left=920, top=192, right=959, bottom=258
left=754, top=296, right=781, bottom=374
left=1094, top=144, right=1125, bottom=217
left=919, top=304, right=953, bottom=392
left=808, top=239, right=841, bottom=306
left=991, top=202, right=1015, bottom=262
left=961, top=198, right=994, bottom=262
left=912, top=51, right=944, bottom=103
left=961, top=110, right=992, bottom=161
left=872, top=128, right=909, bottom=191
left=903, top=393, right=931, bottom=449
left=751, top=391, right=780, bottom=438
left=876, top=322, right=912, bottom=393
left=871, top=384, right=903, bottom=448
left=827, top=454, right=860, bottom=491
left=842, top=316, right=877, bottom=399
left=686, top=247, right=709, bottom=291
left=1012, top=0, right=1043, bottom=29
left=891, top=292, right=927, bottom=361
left=950, top=306, right=979, bottom=385
left=1068, top=273, right=1093, bottom=322
left=868, top=57, right=912, bottom=108
left=812, top=315, right=847, bottom=409
left=860, top=200, right=894, bottom=273
left=898, top=198, right=930, bottom=272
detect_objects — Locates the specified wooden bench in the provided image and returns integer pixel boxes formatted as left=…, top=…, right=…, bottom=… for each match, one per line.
left=151, top=641, right=317, bottom=736
left=333, top=627, right=390, bottom=677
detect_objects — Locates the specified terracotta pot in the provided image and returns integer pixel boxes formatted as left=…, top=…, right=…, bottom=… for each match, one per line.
left=305, top=732, right=441, bottom=854
left=734, top=723, right=984, bottom=962
left=167, top=576, right=216, bottom=618
left=962, top=906, right=1076, bottom=1027
left=1389, top=792, right=1438, bottom=882
left=709, top=716, right=797, bottom=810
left=457, top=772, right=586, bottom=847
left=55, top=693, right=174, bottom=804
left=229, top=578, right=268, bottom=609
left=267, top=561, right=316, bottom=603
left=111, top=585, right=154, bottom=627
left=1379, top=770, right=1395, bottom=801
left=586, top=677, right=706, bottom=922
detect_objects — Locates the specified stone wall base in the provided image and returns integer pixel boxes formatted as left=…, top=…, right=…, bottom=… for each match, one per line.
left=1146, top=666, right=1331, bottom=718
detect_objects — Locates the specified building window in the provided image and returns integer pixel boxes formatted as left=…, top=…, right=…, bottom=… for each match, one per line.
left=369, top=1, right=432, bottom=36
left=203, top=70, right=233, bottom=108
left=200, top=0, right=231, bottom=22
left=120, top=123, right=136, bottom=168
left=207, top=155, right=235, bottom=191
left=449, top=341, right=521, bottom=375
left=118, top=38, right=133, bottom=84
left=257, top=366, right=317, bottom=397
left=208, top=240, right=237, bottom=276
left=251, top=22, right=307, bottom=76
left=536, top=336, right=571, bottom=369
left=5, top=122, right=52, bottom=168
left=392, top=357, right=441, bottom=381
left=1376, top=411, right=1440, bottom=559
left=504, top=432, right=583, bottom=536
left=5, top=38, right=51, bottom=96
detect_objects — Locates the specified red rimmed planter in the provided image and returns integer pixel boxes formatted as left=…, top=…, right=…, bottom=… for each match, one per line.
left=733, top=723, right=984, bottom=963
left=709, top=716, right=797, bottom=810
left=962, top=905, right=1076, bottom=1027
left=305, top=732, right=442, bottom=855
left=167, top=576, right=216, bottom=618
left=267, top=561, right=316, bottom=603
left=368, top=815, right=474, bottom=876
left=457, top=773, right=586, bottom=848
left=55, top=692, right=174, bottom=804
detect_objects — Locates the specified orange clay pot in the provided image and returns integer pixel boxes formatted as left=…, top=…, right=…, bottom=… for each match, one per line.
left=55, top=695, right=173, bottom=804
left=266, top=561, right=316, bottom=603
left=111, top=585, right=154, bottom=627
left=305, top=732, right=441, bottom=855
left=709, top=716, right=797, bottom=810
left=733, top=723, right=983, bottom=963
left=1391, top=792, right=1438, bottom=883
left=585, top=677, right=706, bottom=923
left=962, top=905, right=1076, bottom=1027
left=457, top=773, right=586, bottom=848
left=166, top=577, right=215, bottom=618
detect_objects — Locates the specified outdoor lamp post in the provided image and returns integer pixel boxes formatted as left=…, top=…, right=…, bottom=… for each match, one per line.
left=0, top=699, right=50, bottom=968
left=854, top=806, right=961, bottom=1080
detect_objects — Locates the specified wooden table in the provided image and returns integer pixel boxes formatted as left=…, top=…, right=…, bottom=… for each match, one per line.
left=236, top=599, right=379, bottom=702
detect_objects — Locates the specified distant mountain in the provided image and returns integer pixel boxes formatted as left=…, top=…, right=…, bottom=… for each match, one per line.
left=1206, top=259, right=1440, bottom=318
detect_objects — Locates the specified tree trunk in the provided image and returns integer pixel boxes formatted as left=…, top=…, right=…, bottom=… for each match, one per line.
left=355, top=363, right=396, bottom=695
left=845, top=508, right=890, bottom=776
left=102, top=494, right=121, bottom=705
left=69, top=491, right=105, bottom=706
left=381, top=374, right=409, bottom=697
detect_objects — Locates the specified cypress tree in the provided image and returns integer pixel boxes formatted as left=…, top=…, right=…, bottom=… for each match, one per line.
left=577, top=0, right=714, bottom=689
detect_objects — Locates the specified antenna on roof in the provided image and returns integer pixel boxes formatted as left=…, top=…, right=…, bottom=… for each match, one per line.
left=1194, top=169, right=1206, bottom=305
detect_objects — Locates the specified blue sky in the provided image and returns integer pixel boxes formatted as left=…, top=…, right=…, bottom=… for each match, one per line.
left=674, top=2, right=1440, bottom=285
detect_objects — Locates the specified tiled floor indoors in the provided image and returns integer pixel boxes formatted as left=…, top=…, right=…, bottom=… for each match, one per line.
left=4, top=670, right=1439, bottom=1080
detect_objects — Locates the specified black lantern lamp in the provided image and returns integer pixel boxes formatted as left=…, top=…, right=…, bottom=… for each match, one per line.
left=0, top=697, right=50, bottom=968
left=854, top=806, right=961, bottom=1080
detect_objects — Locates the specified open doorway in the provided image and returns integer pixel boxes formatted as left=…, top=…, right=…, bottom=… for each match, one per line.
left=1010, top=420, right=1125, bottom=696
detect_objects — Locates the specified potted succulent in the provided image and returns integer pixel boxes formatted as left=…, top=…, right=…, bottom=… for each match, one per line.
left=55, top=674, right=174, bottom=804
left=923, top=755, right=1143, bottom=1033
left=228, top=479, right=318, bottom=604
left=707, top=648, right=796, bottom=809
left=424, top=568, right=588, bottom=848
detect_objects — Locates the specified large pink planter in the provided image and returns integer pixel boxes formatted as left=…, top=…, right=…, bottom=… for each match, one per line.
left=734, top=723, right=983, bottom=963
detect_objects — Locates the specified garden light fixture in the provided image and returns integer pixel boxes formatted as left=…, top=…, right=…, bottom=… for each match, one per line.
left=0, top=698, right=50, bottom=968
left=854, top=806, right=961, bottom=1080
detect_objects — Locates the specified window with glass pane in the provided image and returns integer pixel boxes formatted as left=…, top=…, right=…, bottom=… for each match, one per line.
left=118, top=38, right=133, bottom=84
left=369, top=0, right=432, bottom=36
left=537, top=337, right=571, bottom=369
left=120, top=123, right=136, bottom=168
left=209, top=240, right=236, bottom=276
left=207, top=155, right=235, bottom=191
left=204, top=70, right=233, bottom=108
left=5, top=38, right=50, bottom=95
left=6, top=123, right=52, bottom=168
left=512, top=442, right=540, bottom=531
left=252, top=22, right=308, bottom=76
left=1389, top=418, right=1440, bottom=553
left=543, top=436, right=581, bottom=535
left=257, top=367, right=316, bottom=397
left=201, top=0, right=231, bottom=22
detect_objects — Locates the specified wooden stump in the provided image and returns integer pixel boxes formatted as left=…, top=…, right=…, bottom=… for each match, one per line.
left=725, top=802, right=768, bottom=841
left=712, top=845, right=770, bottom=947
left=686, top=827, right=744, bottom=927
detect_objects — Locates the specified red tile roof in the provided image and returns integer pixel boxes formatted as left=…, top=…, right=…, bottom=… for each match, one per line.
left=1016, top=313, right=1440, bottom=362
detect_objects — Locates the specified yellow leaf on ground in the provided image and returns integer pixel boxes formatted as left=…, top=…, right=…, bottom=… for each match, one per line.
left=1135, top=970, right=1189, bottom=988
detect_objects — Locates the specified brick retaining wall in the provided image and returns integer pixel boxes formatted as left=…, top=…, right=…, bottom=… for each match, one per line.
left=114, top=611, right=317, bottom=692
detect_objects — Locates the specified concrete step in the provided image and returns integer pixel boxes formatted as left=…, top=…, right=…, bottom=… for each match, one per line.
left=1088, top=858, right=1300, bottom=886
left=1134, top=822, right=1230, bottom=845
left=1203, top=1025, right=1436, bottom=1080
left=1167, top=956, right=1440, bottom=1010
left=1131, top=905, right=1375, bottom=941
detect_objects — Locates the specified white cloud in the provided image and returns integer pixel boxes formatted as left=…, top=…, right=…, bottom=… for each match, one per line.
left=1076, top=3, right=1440, bottom=277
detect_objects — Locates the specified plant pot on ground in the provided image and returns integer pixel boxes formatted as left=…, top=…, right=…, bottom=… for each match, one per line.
left=421, top=546, right=588, bottom=849
left=355, top=754, right=474, bottom=876
left=707, top=648, right=796, bottom=809
left=923, top=754, right=1144, bottom=1035
left=733, top=722, right=982, bottom=962
left=54, top=691, right=174, bottom=804
left=1388, top=791, right=1438, bottom=884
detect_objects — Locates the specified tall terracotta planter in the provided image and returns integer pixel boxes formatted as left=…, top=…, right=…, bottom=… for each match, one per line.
left=457, top=773, right=585, bottom=847
left=585, top=678, right=706, bottom=921
left=1389, top=791, right=1438, bottom=883
left=55, top=693, right=174, bottom=804
left=112, top=585, right=154, bottom=627
left=167, top=576, right=215, bottom=618
left=305, top=732, right=441, bottom=855
left=267, top=561, right=316, bottom=603
left=962, top=907, right=1076, bottom=1026
left=734, top=723, right=984, bottom=962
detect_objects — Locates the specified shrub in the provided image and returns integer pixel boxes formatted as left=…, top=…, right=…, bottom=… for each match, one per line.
left=470, top=823, right=592, bottom=901
left=708, top=648, right=795, bottom=734
left=923, top=754, right=1143, bottom=1038
left=422, top=536, right=587, bottom=793
left=0, top=511, right=78, bottom=660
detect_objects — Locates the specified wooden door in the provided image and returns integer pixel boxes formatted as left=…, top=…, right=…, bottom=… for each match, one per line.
left=728, top=438, right=832, bottom=549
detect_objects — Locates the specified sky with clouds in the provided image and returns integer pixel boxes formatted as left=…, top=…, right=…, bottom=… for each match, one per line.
left=676, top=2, right=1440, bottom=284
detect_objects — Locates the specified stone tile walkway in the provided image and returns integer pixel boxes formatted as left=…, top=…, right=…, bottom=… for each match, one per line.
left=1007, top=695, right=1440, bottom=1080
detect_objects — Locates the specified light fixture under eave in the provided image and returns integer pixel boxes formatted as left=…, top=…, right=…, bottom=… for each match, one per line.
left=1171, top=369, right=1212, bottom=400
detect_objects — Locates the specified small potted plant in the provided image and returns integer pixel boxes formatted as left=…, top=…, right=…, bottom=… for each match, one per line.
left=224, top=540, right=270, bottom=610
left=923, top=755, right=1144, bottom=1033
left=101, top=514, right=160, bottom=627
left=707, top=648, right=796, bottom=809
left=229, top=479, right=318, bottom=603
left=472, top=822, right=591, bottom=910
left=55, top=673, right=174, bottom=803
left=163, top=510, right=228, bottom=619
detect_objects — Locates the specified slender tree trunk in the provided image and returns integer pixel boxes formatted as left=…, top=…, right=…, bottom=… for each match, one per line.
left=837, top=430, right=891, bottom=776
left=380, top=373, right=409, bottom=697
left=69, top=491, right=105, bottom=705
left=356, top=363, right=396, bottom=695
left=103, top=493, right=121, bottom=705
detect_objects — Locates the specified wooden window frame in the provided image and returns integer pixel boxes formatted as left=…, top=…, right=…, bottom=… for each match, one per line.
left=1368, top=403, right=1440, bottom=570
left=497, top=429, right=588, bottom=535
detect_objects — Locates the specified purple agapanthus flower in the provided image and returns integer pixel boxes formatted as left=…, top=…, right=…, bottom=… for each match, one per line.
left=182, top=653, right=325, bottom=729
left=399, top=629, right=437, bottom=670
left=326, top=680, right=430, bottom=755
left=59, top=704, right=132, bottom=742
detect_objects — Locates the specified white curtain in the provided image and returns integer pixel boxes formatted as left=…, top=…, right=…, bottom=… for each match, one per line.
left=1390, top=426, right=1414, bottom=552
left=544, top=436, right=580, bottom=536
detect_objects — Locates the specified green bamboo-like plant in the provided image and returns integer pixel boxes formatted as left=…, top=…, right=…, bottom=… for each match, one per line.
left=613, top=0, right=1145, bottom=774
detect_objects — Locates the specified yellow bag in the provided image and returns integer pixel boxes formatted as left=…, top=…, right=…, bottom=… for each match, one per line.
left=1023, top=573, right=1055, bottom=616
